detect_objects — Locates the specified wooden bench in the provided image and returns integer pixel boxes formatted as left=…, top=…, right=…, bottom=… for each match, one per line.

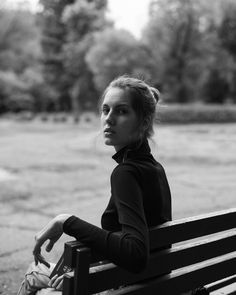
left=62, top=208, right=236, bottom=295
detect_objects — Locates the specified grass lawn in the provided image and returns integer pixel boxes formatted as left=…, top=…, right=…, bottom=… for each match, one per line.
left=0, top=117, right=235, bottom=295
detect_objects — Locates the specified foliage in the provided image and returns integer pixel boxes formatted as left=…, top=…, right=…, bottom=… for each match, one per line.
left=0, top=71, right=25, bottom=112
left=1, top=0, right=236, bottom=113
left=145, top=0, right=202, bottom=102
left=144, top=0, right=236, bottom=103
left=86, top=28, right=158, bottom=94
left=219, top=2, right=236, bottom=58
left=63, top=0, right=108, bottom=41
left=0, top=68, right=45, bottom=113
left=62, top=0, right=109, bottom=113
left=0, top=8, right=42, bottom=113
left=0, top=9, right=41, bottom=73
left=38, top=0, right=73, bottom=111
left=203, top=68, right=229, bottom=104
left=218, top=1, right=236, bottom=102
left=38, top=0, right=109, bottom=115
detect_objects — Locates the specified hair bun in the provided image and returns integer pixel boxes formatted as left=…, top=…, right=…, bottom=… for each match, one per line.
left=150, top=87, right=160, bottom=103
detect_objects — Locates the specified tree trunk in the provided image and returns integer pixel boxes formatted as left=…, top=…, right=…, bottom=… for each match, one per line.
left=70, top=81, right=81, bottom=123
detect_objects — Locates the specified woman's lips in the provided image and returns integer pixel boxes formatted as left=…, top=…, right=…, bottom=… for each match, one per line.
left=104, top=128, right=115, bottom=136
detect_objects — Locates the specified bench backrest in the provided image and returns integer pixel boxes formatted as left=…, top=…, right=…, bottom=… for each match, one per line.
left=63, top=208, right=236, bottom=295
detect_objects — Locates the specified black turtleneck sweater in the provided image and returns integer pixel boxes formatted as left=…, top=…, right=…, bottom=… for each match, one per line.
left=63, top=140, right=171, bottom=273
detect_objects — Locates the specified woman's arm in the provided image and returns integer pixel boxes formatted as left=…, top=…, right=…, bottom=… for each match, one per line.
left=33, top=164, right=149, bottom=273
left=107, top=164, right=149, bottom=272
left=63, top=164, right=149, bottom=273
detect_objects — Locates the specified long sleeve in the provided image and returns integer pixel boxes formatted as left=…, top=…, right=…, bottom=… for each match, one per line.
left=108, top=164, right=149, bottom=271
left=63, top=163, right=149, bottom=273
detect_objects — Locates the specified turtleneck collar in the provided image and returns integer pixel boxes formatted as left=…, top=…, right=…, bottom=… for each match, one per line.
left=112, top=139, right=151, bottom=164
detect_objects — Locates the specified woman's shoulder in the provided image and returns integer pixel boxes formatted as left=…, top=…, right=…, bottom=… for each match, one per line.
left=113, top=157, right=168, bottom=182
left=112, top=161, right=138, bottom=172
left=111, top=161, right=141, bottom=180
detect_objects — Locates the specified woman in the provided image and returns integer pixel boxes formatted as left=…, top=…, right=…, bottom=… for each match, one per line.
left=18, top=75, right=172, bottom=294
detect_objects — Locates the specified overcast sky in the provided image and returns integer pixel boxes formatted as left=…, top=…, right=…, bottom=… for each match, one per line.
left=4, top=0, right=151, bottom=38
left=107, top=0, right=151, bottom=38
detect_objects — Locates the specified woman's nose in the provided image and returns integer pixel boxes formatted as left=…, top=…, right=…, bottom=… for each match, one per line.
left=106, top=111, right=115, bottom=125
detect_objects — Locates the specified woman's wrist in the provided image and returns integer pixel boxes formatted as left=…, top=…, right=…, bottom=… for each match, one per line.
left=56, top=214, right=72, bottom=231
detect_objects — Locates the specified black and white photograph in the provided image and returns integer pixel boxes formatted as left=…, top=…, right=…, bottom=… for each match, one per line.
left=0, top=0, right=236, bottom=294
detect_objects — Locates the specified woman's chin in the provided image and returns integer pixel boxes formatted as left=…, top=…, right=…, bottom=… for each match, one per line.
left=104, top=139, right=114, bottom=146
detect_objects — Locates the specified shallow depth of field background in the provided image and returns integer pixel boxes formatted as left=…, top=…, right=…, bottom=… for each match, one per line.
left=0, top=116, right=236, bottom=294
left=1, top=0, right=236, bottom=294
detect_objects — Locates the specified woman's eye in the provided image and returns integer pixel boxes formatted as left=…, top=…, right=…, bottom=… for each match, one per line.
left=102, top=108, right=109, bottom=115
left=117, top=109, right=128, bottom=115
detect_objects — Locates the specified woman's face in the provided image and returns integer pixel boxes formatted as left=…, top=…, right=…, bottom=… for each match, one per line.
left=101, top=87, right=140, bottom=152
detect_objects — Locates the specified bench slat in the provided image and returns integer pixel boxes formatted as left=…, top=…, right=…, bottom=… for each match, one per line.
left=87, top=231, right=236, bottom=294
left=205, top=275, right=236, bottom=293
left=210, top=282, right=236, bottom=295
left=150, top=208, right=236, bottom=249
left=112, top=252, right=236, bottom=295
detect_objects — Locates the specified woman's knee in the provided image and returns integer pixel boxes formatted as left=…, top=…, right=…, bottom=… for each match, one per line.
left=23, top=262, right=55, bottom=290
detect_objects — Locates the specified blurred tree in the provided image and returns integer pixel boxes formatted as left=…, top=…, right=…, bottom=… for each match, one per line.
left=38, top=0, right=109, bottom=118
left=85, top=28, right=158, bottom=95
left=219, top=2, right=236, bottom=102
left=62, top=0, right=109, bottom=119
left=204, top=68, right=229, bottom=103
left=21, top=67, right=46, bottom=112
left=144, top=0, right=231, bottom=103
left=38, top=0, right=75, bottom=112
left=0, top=7, right=42, bottom=113
left=0, top=9, right=41, bottom=73
left=145, top=0, right=203, bottom=102
left=0, top=71, right=33, bottom=112
left=219, top=2, right=236, bottom=58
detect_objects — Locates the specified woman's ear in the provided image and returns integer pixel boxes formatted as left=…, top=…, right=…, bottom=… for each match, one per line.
left=138, top=118, right=150, bottom=139
left=143, top=117, right=151, bottom=130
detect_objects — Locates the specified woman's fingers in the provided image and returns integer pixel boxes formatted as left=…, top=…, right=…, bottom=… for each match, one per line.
left=38, top=254, right=50, bottom=268
left=49, top=274, right=64, bottom=290
left=32, top=233, right=50, bottom=267
left=56, top=279, right=63, bottom=290
left=32, top=216, right=64, bottom=265
left=46, top=239, right=55, bottom=252
left=33, top=232, right=45, bottom=260
left=33, top=244, right=42, bottom=266
left=48, top=274, right=58, bottom=287
left=34, top=253, right=50, bottom=268
left=32, top=215, right=71, bottom=269
left=34, top=253, right=39, bottom=266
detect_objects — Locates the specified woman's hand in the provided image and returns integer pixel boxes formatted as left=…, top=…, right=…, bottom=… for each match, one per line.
left=33, top=214, right=71, bottom=267
left=48, top=274, right=64, bottom=291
